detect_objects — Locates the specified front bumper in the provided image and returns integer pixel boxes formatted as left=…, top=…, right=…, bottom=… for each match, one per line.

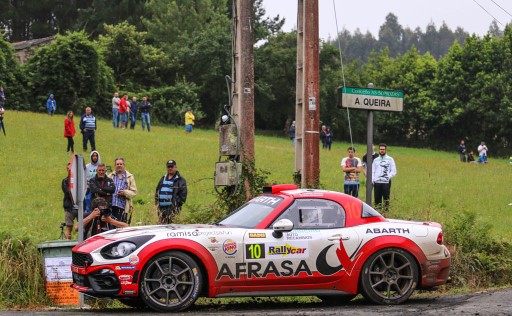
left=71, top=264, right=140, bottom=298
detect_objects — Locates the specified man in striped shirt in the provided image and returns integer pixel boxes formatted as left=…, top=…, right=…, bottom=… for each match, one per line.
left=155, top=160, right=188, bottom=224
left=80, top=106, right=97, bottom=152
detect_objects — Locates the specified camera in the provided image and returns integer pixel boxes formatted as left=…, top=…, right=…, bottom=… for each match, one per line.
left=59, top=222, right=66, bottom=229
left=99, top=207, right=112, bottom=217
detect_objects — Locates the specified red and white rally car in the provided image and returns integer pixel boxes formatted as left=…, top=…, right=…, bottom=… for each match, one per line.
left=71, top=184, right=450, bottom=312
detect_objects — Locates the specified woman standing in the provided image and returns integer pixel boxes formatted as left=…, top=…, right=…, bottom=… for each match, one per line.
left=64, top=111, right=76, bottom=154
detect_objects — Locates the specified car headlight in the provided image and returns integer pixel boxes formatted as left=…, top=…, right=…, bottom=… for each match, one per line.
left=100, top=235, right=155, bottom=260
left=104, top=242, right=137, bottom=258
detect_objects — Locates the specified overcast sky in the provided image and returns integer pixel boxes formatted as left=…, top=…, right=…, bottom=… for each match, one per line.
left=262, top=0, right=512, bottom=40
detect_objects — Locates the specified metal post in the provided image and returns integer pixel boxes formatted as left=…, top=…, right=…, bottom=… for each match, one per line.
left=365, top=83, right=374, bottom=205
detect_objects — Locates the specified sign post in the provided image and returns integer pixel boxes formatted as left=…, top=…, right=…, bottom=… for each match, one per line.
left=339, top=85, right=403, bottom=206
left=68, top=154, right=87, bottom=306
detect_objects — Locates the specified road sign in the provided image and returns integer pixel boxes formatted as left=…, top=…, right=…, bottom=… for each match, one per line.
left=339, top=86, right=404, bottom=112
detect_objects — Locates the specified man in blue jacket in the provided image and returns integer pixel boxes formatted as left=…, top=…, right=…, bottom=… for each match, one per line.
left=46, top=94, right=56, bottom=116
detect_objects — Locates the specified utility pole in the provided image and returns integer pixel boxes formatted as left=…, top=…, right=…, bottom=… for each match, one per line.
left=295, top=0, right=320, bottom=188
left=232, top=0, right=255, bottom=199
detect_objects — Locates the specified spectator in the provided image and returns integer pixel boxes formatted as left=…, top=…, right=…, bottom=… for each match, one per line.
left=64, top=111, right=76, bottom=154
left=467, top=151, right=476, bottom=163
left=325, top=126, right=333, bottom=151
left=129, top=96, right=138, bottom=130
left=320, top=125, right=327, bottom=149
left=458, top=140, right=467, bottom=162
left=112, top=92, right=120, bottom=128
left=362, top=144, right=378, bottom=177
left=289, top=120, right=296, bottom=146
left=46, top=94, right=56, bottom=116
left=139, top=96, right=151, bottom=132
left=79, top=106, right=96, bottom=152
left=119, top=94, right=129, bottom=129
left=185, top=108, right=195, bottom=133
left=86, top=151, right=101, bottom=181
left=0, top=85, right=5, bottom=107
left=372, top=143, right=397, bottom=213
left=478, top=141, right=488, bottom=163
left=83, top=197, right=128, bottom=237
left=62, top=165, right=78, bottom=240
left=109, top=158, right=137, bottom=223
left=0, top=101, right=4, bottom=135
left=341, top=147, right=362, bottom=197
left=155, top=160, right=187, bottom=224
left=88, top=163, right=116, bottom=204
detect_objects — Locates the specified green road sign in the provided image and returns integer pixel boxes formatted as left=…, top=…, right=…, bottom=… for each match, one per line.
left=339, top=86, right=404, bottom=112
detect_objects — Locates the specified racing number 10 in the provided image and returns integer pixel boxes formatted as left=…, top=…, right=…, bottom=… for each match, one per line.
left=246, top=244, right=265, bottom=259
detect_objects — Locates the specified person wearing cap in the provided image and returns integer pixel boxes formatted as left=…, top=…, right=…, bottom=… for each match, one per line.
left=46, top=93, right=56, bottom=116
left=155, top=160, right=188, bottom=224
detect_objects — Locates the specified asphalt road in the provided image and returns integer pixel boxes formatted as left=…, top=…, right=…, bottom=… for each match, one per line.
left=2, top=289, right=511, bottom=316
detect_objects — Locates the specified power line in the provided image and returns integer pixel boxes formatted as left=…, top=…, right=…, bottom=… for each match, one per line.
left=489, top=0, right=512, bottom=18
left=473, top=0, right=504, bottom=26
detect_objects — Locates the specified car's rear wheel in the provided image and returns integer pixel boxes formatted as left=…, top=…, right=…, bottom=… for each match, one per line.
left=117, top=297, right=147, bottom=309
left=318, top=294, right=356, bottom=305
left=360, top=248, right=418, bottom=304
left=140, top=251, right=203, bottom=312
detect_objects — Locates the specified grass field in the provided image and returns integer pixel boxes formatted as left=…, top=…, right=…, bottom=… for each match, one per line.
left=1, top=111, right=511, bottom=242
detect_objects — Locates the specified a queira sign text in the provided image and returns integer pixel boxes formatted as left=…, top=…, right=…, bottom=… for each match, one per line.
left=339, top=87, right=404, bottom=112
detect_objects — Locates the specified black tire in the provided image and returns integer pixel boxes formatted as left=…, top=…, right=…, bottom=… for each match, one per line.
left=360, top=248, right=418, bottom=305
left=118, top=297, right=148, bottom=309
left=140, top=251, right=203, bottom=312
left=318, top=294, right=356, bottom=305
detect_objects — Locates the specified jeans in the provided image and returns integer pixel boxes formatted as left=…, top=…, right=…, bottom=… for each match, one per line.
left=112, top=108, right=119, bottom=127
left=344, top=183, right=359, bottom=197
left=374, top=182, right=391, bottom=212
left=66, top=136, right=74, bottom=152
left=141, top=112, right=151, bottom=131
left=83, top=130, right=96, bottom=151
left=130, top=111, right=137, bottom=129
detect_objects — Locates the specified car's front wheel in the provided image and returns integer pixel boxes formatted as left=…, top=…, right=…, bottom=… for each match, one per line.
left=140, top=251, right=203, bottom=312
left=360, top=248, right=418, bottom=304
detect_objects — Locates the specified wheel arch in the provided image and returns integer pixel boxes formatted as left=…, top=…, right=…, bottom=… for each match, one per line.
left=354, top=236, right=426, bottom=292
left=136, top=239, right=216, bottom=295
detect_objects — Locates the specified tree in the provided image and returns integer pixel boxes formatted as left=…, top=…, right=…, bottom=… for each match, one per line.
left=0, top=36, right=27, bottom=109
left=23, top=31, right=115, bottom=116
left=378, top=13, right=404, bottom=57
left=97, top=22, right=171, bottom=90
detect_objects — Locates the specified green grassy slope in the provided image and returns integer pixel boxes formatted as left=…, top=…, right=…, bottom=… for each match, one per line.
left=1, top=111, right=510, bottom=241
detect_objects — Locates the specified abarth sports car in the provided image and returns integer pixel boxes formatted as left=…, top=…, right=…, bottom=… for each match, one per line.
left=71, top=184, right=451, bottom=312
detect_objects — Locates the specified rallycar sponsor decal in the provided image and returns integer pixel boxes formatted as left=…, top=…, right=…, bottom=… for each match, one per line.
left=119, top=275, right=132, bottom=281
left=223, top=239, right=238, bottom=255
left=115, top=266, right=136, bottom=270
left=166, top=230, right=233, bottom=238
left=267, top=242, right=308, bottom=257
left=252, top=196, right=282, bottom=205
left=366, top=228, right=410, bottom=234
left=215, top=260, right=312, bottom=280
left=128, top=255, right=139, bottom=265
left=209, top=237, right=218, bottom=243
left=316, top=237, right=363, bottom=276
left=248, top=233, right=266, bottom=238
left=122, top=290, right=137, bottom=295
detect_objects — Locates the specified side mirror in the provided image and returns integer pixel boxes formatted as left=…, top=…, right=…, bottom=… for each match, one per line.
left=272, top=219, right=294, bottom=238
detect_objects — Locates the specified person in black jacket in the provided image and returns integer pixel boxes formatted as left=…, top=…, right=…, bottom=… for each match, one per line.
left=62, top=165, right=78, bottom=240
left=155, top=160, right=187, bottom=224
left=88, top=163, right=116, bottom=205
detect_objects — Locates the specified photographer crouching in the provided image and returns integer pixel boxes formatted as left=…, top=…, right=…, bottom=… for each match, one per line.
left=83, top=197, right=128, bottom=237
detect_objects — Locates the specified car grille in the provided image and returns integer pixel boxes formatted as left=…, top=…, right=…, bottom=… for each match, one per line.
left=72, top=252, right=92, bottom=267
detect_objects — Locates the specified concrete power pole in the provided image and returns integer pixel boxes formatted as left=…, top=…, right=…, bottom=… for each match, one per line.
left=232, top=0, right=255, bottom=198
left=295, top=0, right=320, bottom=188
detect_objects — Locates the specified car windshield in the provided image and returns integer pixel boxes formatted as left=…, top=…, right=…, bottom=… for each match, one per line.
left=218, top=195, right=284, bottom=228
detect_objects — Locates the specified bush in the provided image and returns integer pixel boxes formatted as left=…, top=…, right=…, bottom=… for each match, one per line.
left=444, top=211, right=512, bottom=288
left=0, top=232, right=49, bottom=308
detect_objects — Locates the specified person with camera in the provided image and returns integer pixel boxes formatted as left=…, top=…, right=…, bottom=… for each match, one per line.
left=62, top=164, right=78, bottom=240
left=83, top=197, right=128, bottom=237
